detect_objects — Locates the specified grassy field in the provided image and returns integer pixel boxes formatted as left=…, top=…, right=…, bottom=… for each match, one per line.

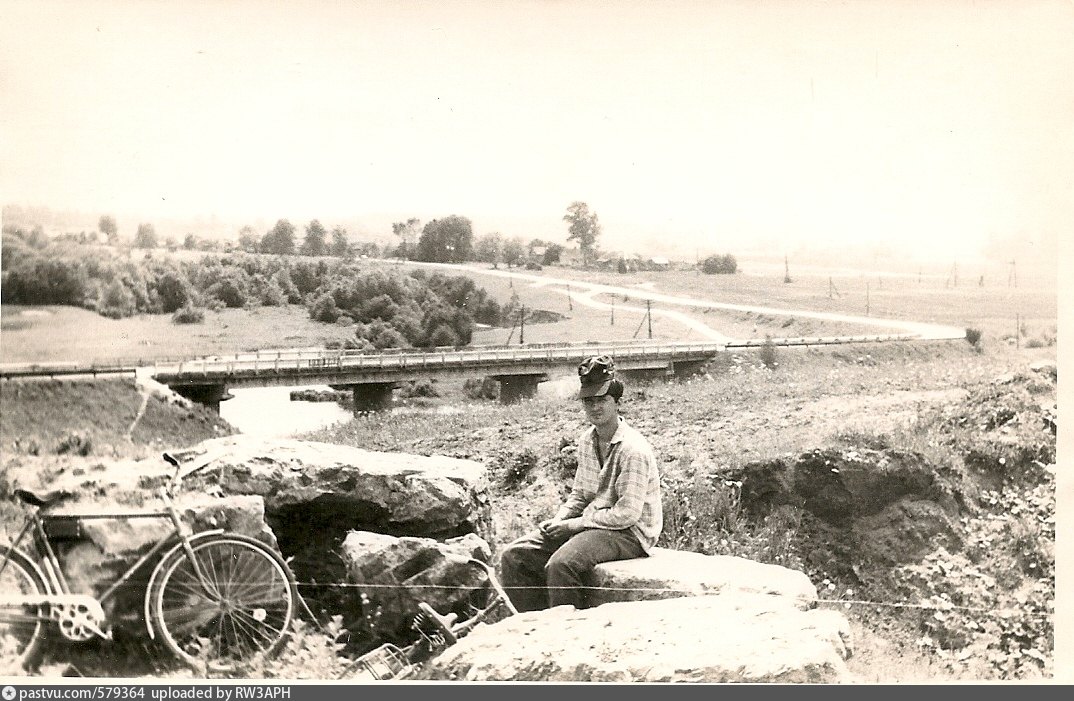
left=1, top=256, right=1055, bottom=364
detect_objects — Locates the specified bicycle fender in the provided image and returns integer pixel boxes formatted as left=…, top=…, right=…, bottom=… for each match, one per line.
left=142, top=529, right=226, bottom=639
left=1, top=546, right=51, bottom=596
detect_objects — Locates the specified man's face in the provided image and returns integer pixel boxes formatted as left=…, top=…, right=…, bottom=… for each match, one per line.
left=581, top=394, right=617, bottom=425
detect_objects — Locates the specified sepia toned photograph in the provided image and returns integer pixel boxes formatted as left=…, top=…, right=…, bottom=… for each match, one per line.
left=1, top=0, right=1067, bottom=686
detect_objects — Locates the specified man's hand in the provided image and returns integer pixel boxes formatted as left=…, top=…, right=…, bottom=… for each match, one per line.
left=539, top=517, right=582, bottom=540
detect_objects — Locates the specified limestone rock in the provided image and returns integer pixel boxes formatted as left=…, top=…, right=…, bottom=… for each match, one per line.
left=589, top=548, right=817, bottom=608
left=174, top=436, right=493, bottom=540
left=340, top=531, right=493, bottom=640
left=420, top=595, right=854, bottom=683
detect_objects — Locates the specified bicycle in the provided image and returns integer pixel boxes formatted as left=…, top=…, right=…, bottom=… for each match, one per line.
left=344, top=558, right=518, bottom=681
left=0, top=452, right=299, bottom=674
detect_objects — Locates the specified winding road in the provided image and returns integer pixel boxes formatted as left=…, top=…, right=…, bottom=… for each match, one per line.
left=411, top=262, right=966, bottom=342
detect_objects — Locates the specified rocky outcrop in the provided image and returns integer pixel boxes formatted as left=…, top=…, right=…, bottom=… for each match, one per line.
left=173, top=436, right=493, bottom=540
left=419, top=594, right=853, bottom=682
left=589, top=548, right=817, bottom=608
left=341, top=531, right=492, bottom=639
left=733, top=447, right=962, bottom=564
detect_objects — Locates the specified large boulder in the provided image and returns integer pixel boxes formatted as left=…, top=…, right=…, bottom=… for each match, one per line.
left=589, top=548, right=817, bottom=608
left=419, top=595, right=854, bottom=682
left=173, top=436, right=493, bottom=541
left=340, top=531, right=492, bottom=640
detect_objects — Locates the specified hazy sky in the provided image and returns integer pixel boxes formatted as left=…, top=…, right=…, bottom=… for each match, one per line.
left=2, top=0, right=1071, bottom=260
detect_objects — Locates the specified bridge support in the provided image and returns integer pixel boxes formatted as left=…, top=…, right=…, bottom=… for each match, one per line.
left=348, top=383, right=396, bottom=412
left=618, top=366, right=673, bottom=384
left=490, top=373, right=548, bottom=404
left=171, top=383, right=233, bottom=413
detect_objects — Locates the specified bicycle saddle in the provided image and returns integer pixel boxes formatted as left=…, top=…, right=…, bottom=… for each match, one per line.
left=12, top=488, right=75, bottom=508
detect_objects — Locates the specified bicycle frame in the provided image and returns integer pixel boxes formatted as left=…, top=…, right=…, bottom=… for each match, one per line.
left=0, top=487, right=225, bottom=640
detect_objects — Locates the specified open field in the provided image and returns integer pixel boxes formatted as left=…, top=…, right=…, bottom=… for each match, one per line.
left=1, top=255, right=1055, bottom=365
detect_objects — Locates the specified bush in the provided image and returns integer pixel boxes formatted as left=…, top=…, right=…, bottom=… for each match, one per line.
left=56, top=432, right=92, bottom=456
left=494, top=448, right=540, bottom=490
left=463, top=377, right=500, bottom=400
left=171, top=303, right=205, bottom=324
left=965, top=327, right=983, bottom=351
left=701, top=254, right=738, bottom=275
left=759, top=336, right=778, bottom=369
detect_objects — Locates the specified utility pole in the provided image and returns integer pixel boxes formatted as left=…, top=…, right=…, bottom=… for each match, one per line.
left=646, top=299, right=653, bottom=339
left=783, top=254, right=791, bottom=284
left=566, top=284, right=573, bottom=311
left=519, top=304, right=525, bottom=345
left=611, top=300, right=615, bottom=326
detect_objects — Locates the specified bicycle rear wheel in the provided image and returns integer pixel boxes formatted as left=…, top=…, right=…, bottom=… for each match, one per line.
left=148, top=534, right=297, bottom=672
left=0, top=546, right=48, bottom=671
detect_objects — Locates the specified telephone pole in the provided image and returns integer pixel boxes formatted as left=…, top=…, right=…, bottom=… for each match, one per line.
left=519, top=304, right=525, bottom=345
left=646, top=299, right=653, bottom=339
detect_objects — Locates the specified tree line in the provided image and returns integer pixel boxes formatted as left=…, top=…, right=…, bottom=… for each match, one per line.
left=1, top=226, right=504, bottom=350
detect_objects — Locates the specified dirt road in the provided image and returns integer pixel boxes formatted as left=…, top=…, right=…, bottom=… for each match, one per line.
left=412, top=262, right=966, bottom=341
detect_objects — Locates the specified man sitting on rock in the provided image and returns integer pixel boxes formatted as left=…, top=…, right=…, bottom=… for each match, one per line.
left=499, top=355, right=663, bottom=611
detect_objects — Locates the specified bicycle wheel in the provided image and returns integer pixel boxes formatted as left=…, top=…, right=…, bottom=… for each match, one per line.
left=148, top=534, right=297, bottom=672
left=0, top=546, right=49, bottom=671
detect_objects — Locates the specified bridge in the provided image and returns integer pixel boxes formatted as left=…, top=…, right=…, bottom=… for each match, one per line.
left=1, top=332, right=936, bottom=412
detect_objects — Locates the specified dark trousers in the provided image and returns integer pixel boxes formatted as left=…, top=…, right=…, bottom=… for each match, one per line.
left=498, top=527, right=646, bottom=611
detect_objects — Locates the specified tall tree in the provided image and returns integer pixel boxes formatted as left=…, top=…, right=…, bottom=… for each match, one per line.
left=391, top=218, right=421, bottom=259
left=261, top=219, right=296, bottom=255
left=474, top=232, right=504, bottom=267
left=134, top=223, right=157, bottom=248
left=237, top=225, right=260, bottom=253
left=502, top=237, right=525, bottom=268
left=416, top=215, right=473, bottom=263
left=330, top=226, right=349, bottom=257
left=563, top=201, right=601, bottom=265
left=98, top=215, right=118, bottom=245
left=300, top=219, right=328, bottom=256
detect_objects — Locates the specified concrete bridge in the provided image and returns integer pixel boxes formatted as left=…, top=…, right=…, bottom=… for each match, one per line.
left=0, top=332, right=933, bottom=412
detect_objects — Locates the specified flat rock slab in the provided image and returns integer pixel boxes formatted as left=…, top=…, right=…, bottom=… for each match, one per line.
left=174, top=436, right=493, bottom=540
left=420, top=594, right=854, bottom=683
left=590, top=548, right=817, bottom=608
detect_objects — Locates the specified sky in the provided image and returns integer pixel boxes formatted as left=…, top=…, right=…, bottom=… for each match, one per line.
left=1, top=0, right=1071, bottom=263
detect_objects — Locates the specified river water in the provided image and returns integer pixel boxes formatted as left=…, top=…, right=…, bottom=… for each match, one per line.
left=220, top=375, right=581, bottom=438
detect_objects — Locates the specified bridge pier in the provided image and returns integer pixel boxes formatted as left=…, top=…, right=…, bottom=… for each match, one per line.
left=171, top=383, right=233, bottom=413
left=346, top=383, right=396, bottom=412
left=490, top=373, right=548, bottom=404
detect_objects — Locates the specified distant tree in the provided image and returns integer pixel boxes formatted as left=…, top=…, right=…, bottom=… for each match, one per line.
left=98, top=215, right=118, bottom=245
left=300, top=219, right=328, bottom=257
left=701, top=254, right=738, bottom=275
left=164, top=236, right=178, bottom=251
left=183, top=233, right=198, bottom=250
left=542, top=243, right=564, bottom=266
left=392, top=218, right=421, bottom=259
left=502, top=237, right=525, bottom=268
left=474, top=232, right=504, bottom=267
left=134, top=223, right=157, bottom=249
left=261, top=219, right=296, bottom=255
left=416, top=215, right=474, bottom=263
left=237, top=225, right=260, bottom=253
left=330, top=225, right=349, bottom=257
left=563, top=201, right=601, bottom=265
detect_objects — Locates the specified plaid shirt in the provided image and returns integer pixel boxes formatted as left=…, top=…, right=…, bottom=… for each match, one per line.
left=556, top=418, right=663, bottom=552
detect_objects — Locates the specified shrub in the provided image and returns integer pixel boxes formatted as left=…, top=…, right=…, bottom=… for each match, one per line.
left=56, top=432, right=92, bottom=456
left=463, top=377, right=500, bottom=400
left=965, top=327, right=983, bottom=351
left=759, top=336, right=778, bottom=369
left=701, top=254, right=738, bottom=275
left=97, top=279, right=138, bottom=319
left=494, top=448, right=540, bottom=490
left=171, top=303, right=205, bottom=324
